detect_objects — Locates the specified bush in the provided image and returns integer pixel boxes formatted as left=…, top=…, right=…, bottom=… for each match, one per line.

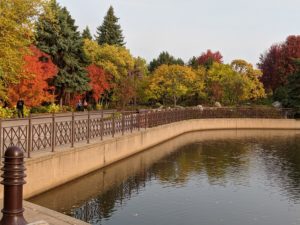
left=47, top=104, right=61, bottom=113
left=30, top=106, right=48, bottom=114
left=95, top=104, right=102, bottom=110
left=61, top=105, right=73, bottom=112
left=0, top=107, right=14, bottom=118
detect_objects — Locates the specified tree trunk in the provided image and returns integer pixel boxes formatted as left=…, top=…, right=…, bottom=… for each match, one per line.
left=173, top=95, right=177, bottom=107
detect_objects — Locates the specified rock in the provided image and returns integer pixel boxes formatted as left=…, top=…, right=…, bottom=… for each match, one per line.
left=272, top=101, right=282, bottom=108
left=197, top=105, right=204, bottom=111
left=215, top=102, right=222, bottom=108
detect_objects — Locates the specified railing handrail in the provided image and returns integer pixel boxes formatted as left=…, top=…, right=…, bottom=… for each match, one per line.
left=0, top=107, right=295, bottom=157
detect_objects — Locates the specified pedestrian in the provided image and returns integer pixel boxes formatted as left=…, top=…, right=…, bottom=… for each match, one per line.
left=76, top=100, right=83, bottom=112
left=83, top=100, right=88, bottom=111
left=16, top=98, right=25, bottom=118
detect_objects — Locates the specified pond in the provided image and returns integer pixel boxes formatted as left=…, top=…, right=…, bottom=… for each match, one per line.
left=29, top=130, right=300, bottom=225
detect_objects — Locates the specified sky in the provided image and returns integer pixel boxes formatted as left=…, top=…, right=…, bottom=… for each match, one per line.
left=57, top=0, right=300, bottom=66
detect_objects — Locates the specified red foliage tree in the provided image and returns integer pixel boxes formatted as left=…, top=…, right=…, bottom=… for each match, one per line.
left=87, top=64, right=110, bottom=103
left=197, top=49, right=223, bottom=69
left=8, top=46, right=58, bottom=107
left=258, top=35, right=300, bottom=92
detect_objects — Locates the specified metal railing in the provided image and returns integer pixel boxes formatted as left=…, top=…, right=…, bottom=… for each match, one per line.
left=0, top=107, right=294, bottom=157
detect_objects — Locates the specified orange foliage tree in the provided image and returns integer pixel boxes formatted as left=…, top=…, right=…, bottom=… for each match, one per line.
left=8, top=46, right=58, bottom=107
left=87, top=64, right=110, bottom=103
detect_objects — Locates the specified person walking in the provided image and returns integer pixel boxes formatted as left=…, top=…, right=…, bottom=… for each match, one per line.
left=16, top=98, right=25, bottom=118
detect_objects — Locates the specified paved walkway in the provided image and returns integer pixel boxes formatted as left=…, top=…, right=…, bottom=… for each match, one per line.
left=0, top=200, right=89, bottom=225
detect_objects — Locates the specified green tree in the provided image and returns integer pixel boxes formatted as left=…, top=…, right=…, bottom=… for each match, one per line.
left=286, top=61, right=300, bottom=109
left=207, top=63, right=246, bottom=105
left=35, top=0, right=90, bottom=105
left=95, top=6, right=125, bottom=46
left=149, top=52, right=184, bottom=73
left=0, top=0, right=47, bottom=100
left=82, top=26, right=92, bottom=40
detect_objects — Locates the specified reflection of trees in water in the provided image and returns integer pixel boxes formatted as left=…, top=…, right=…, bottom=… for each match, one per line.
left=256, top=136, right=300, bottom=203
left=71, top=171, right=150, bottom=223
left=70, top=140, right=250, bottom=223
left=149, top=140, right=250, bottom=186
left=69, top=136, right=300, bottom=224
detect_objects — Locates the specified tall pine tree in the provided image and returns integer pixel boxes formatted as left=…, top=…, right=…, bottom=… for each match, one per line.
left=82, top=26, right=92, bottom=40
left=35, top=0, right=90, bottom=105
left=95, top=6, right=125, bottom=46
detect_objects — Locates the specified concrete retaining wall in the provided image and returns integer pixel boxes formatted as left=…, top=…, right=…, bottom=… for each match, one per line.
left=17, top=118, right=300, bottom=198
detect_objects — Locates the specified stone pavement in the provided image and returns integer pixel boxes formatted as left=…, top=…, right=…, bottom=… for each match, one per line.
left=0, top=200, right=89, bottom=225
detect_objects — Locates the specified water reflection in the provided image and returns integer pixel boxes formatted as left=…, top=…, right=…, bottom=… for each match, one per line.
left=29, top=130, right=300, bottom=225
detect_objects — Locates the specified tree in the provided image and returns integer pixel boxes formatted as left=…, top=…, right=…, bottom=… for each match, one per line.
left=82, top=26, right=92, bottom=40
left=83, top=39, right=135, bottom=107
left=286, top=61, right=300, bottom=109
left=207, top=63, right=246, bottom=105
left=198, top=50, right=223, bottom=70
left=86, top=64, right=110, bottom=103
left=95, top=6, right=125, bottom=46
left=231, top=59, right=265, bottom=100
left=35, top=0, right=90, bottom=105
left=148, top=65, right=197, bottom=106
left=258, top=35, right=300, bottom=93
left=0, top=0, right=48, bottom=100
left=149, top=51, right=184, bottom=73
left=8, top=46, right=58, bottom=107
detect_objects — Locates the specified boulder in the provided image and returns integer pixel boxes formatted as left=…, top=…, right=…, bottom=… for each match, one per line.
left=215, top=102, right=222, bottom=108
left=272, top=101, right=282, bottom=108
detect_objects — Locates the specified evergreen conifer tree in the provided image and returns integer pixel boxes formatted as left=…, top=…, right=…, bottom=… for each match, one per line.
left=287, top=60, right=300, bottom=109
left=95, top=6, right=125, bottom=46
left=82, top=26, right=92, bottom=40
left=35, top=0, right=90, bottom=105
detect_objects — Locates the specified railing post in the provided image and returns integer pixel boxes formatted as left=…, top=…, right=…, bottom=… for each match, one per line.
left=71, top=112, right=75, bottom=147
left=101, top=110, right=104, bottom=141
left=0, top=119, right=2, bottom=161
left=0, top=146, right=27, bottom=225
left=145, top=111, right=148, bottom=130
left=51, top=112, right=56, bottom=152
left=27, top=114, right=32, bottom=158
left=137, top=112, right=140, bottom=131
left=112, top=112, right=115, bottom=138
left=87, top=111, right=90, bottom=144
left=130, top=112, right=133, bottom=133
left=122, top=112, right=125, bottom=135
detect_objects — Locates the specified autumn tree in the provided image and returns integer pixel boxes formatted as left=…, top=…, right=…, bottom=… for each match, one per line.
left=82, top=26, right=92, bottom=40
left=35, top=0, right=90, bottom=105
left=0, top=0, right=48, bottom=99
left=148, top=65, right=197, bottom=106
left=86, top=64, right=110, bottom=104
left=95, top=6, right=125, bottom=46
left=83, top=39, right=135, bottom=107
left=206, top=63, right=246, bottom=105
left=8, top=46, right=58, bottom=107
left=148, top=52, right=184, bottom=73
left=258, top=35, right=300, bottom=94
left=198, top=50, right=223, bottom=70
left=231, top=59, right=265, bottom=100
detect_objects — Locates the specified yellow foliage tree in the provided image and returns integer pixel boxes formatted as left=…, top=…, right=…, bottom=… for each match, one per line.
left=231, top=59, right=266, bottom=100
left=149, top=65, right=199, bottom=106
left=0, top=0, right=48, bottom=100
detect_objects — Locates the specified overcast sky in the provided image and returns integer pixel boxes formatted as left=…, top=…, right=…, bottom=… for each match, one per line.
left=57, top=0, right=300, bottom=66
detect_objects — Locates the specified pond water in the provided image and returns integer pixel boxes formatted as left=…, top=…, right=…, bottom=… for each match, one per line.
left=29, top=130, right=300, bottom=225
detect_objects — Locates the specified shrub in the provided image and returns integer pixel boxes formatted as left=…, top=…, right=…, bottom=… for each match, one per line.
left=30, top=106, right=48, bottom=114
left=47, top=104, right=61, bottom=113
left=0, top=107, right=14, bottom=118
